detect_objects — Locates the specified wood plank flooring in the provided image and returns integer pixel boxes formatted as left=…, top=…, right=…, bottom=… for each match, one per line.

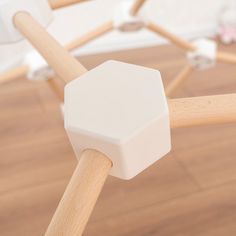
left=0, top=42, right=236, bottom=235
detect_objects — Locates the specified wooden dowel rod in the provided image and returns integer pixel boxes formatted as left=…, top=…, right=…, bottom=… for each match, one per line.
left=147, top=22, right=196, bottom=51
left=46, top=77, right=64, bottom=102
left=0, top=65, right=29, bottom=85
left=48, top=0, right=88, bottom=10
left=169, top=93, right=236, bottom=128
left=166, top=64, right=193, bottom=97
left=130, top=0, right=147, bottom=16
left=65, top=20, right=113, bottom=51
left=14, top=12, right=87, bottom=83
left=45, top=149, right=112, bottom=236
left=13, top=12, right=112, bottom=236
left=216, top=51, right=236, bottom=65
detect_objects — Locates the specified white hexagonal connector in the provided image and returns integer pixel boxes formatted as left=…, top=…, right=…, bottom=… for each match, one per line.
left=65, top=60, right=171, bottom=180
left=0, top=0, right=52, bottom=43
left=113, top=0, right=145, bottom=32
left=187, top=38, right=217, bottom=70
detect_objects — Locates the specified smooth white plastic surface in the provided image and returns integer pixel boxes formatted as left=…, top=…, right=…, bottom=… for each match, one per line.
left=0, top=0, right=52, bottom=43
left=24, top=50, right=53, bottom=80
left=65, top=60, right=171, bottom=180
left=187, top=38, right=217, bottom=70
left=113, top=0, right=145, bottom=32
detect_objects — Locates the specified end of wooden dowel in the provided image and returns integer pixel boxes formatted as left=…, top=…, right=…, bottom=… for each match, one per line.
left=45, top=149, right=112, bottom=236
left=169, top=93, right=236, bottom=128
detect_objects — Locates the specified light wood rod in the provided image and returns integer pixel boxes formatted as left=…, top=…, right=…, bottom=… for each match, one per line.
left=130, top=0, right=147, bottom=16
left=45, top=149, right=112, bottom=236
left=147, top=22, right=196, bottom=51
left=14, top=12, right=112, bottom=236
left=48, top=0, right=88, bottom=10
left=14, top=12, right=87, bottom=83
left=216, top=51, right=236, bottom=65
left=169, top=93, right=236, bottom=128
left=166, top=64, right=193, bottom=97
left=46, top=77, right=64, bottom=102
left=65, top=20, right=113, bottom=51
left=0, top=65, right=29, bottom=85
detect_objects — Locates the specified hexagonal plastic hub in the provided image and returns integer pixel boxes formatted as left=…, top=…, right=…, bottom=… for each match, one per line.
left=65, top=60, right=171, bottom=179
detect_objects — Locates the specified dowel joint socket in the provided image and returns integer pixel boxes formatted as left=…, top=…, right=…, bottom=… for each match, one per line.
left=187, top=38, right=217, bottom=70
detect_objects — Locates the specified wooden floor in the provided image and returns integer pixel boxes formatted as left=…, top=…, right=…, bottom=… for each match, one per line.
left=1, top=42, right=236, bottom=236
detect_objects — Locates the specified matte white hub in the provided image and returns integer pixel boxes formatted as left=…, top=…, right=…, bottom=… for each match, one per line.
left=187, top=38, right=217, bottom=70
left=65, top=60, right=171, bottom=179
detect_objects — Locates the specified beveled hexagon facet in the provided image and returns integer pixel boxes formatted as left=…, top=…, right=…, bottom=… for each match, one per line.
left=65, top=60, right=171, bottom=179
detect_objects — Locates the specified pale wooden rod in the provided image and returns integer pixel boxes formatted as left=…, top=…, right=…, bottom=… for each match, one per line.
left=169, top=93, right=236, bottom=128
left=14, top=11, right=112, bottom=236
left=0, top=65, right=29, bottom=84
left=48, top=0, right=88, bottom=10
left=1, top=20, right=112, bottom=101
left=0, top=20, right=113, bottom=86
left=147, top=22, right=196, bottom=51
left=216, top=51, right=236, bottom=65
left=14, top=12, right=87, bottom=84
left=166, top=64, right=193, bottom=97
left=46, top=76, right=64, bottom=101
left=130, top=0, right=147, bottom=16
left=66, top=20, right=113, bottom=51
left=45, top=149, right=112, bottom=236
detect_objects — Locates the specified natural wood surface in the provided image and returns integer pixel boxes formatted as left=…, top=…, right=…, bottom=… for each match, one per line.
left=14, top=12, right=113, bottom=236
left=169, top=93, right=236, bottom=128
left=147, top=22, right=196, bottom=51
left=46, top=78, right=64, bottom=102
left=0, top=65, right=29, bottom=85
left=45, top=150, right=112, bottom=236
left=217, top=51, right=236, bottom=64
left=48, top=0, right=88, bottom=9
left=1, top=43, right=236, bottom=236
left=166, top=64, right=193, bottom=97
left=130, top=0, right=147, bottom=16
left=14, top=12, right=87, bottom=83
left=65, top=21, right=113, bottom=51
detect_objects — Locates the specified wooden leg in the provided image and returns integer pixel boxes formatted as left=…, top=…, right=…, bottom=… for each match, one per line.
left=216, top=51, right=236, bottom=65
left=46, top=77, right=65, bottom=102
left=165, top=64, right=193, bottom=97
left=48, top=0, right=88, bottom=10
left=14, top=12, right=87, bottom=83
left=45, top=149, right=112, bottom=236
left=169, top=93, right=236, bottom=128
left=147, top=22, right=196, bottom=51
left=0, top=65, right=29, bottom=85
left=65, top=20, right=113, bottom=51
left=14, top=12, right=113, bottom=236
left=130, top=0, right=147, bottom=16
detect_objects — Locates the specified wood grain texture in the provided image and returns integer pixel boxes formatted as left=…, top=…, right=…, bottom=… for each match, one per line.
left=169, top=93, right=236, bottom=128
left=1, top=42, right=236, bottom=236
